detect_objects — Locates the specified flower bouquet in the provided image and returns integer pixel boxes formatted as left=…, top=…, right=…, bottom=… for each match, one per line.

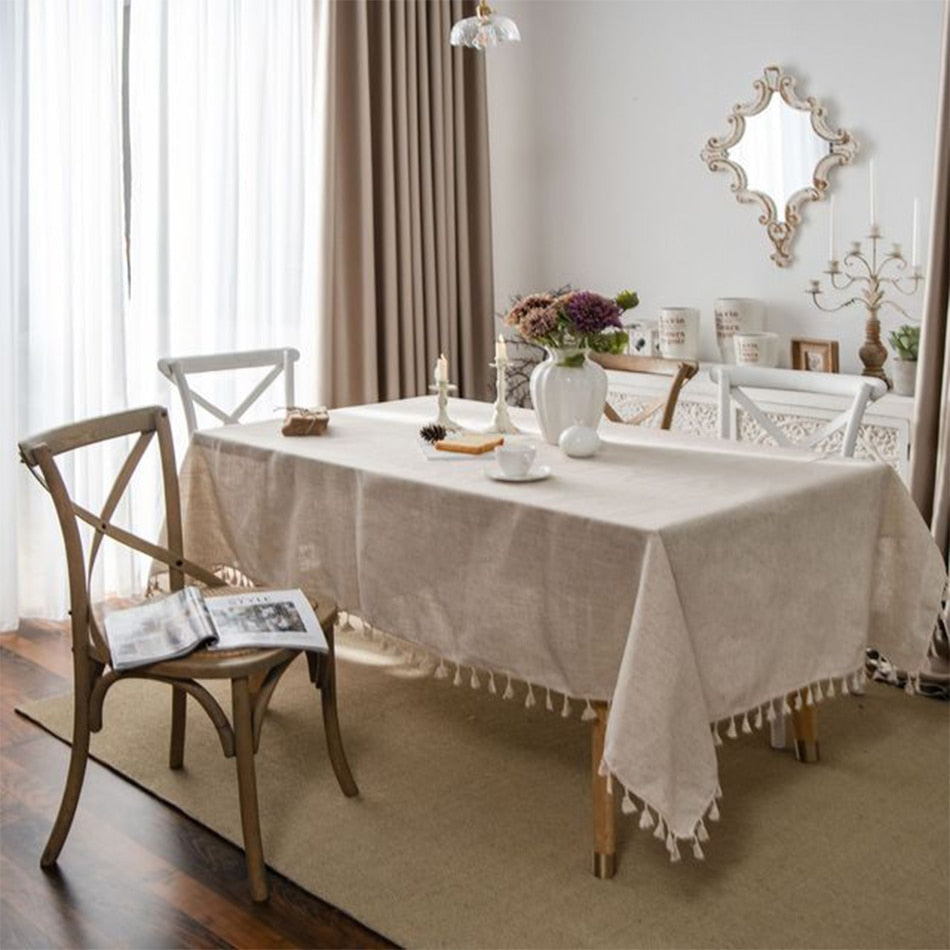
left=503, top=288, right=639, bottom=367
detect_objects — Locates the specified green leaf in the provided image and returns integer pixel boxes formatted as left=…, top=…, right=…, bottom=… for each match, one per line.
left=616, top=290, right=639, bottom=311
left=888, top=324, right=920, bottom=360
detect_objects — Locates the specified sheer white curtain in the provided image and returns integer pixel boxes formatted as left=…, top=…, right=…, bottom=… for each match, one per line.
left=4, top=0, right=131, bottom=630
left=0, top=1, right=26, bottom=632
left=125, top=0, right=324, bottom=436
left=3, top=0, right=327, bottom=629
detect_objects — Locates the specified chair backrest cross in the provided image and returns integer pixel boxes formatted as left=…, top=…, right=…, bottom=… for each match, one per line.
left=709, top=365, right=888, bottom=458
left=157, top=347, right=300, bottom=436
left=18, top=407, right=221, bottom=660
left=591, top=353, right=699, bottom=430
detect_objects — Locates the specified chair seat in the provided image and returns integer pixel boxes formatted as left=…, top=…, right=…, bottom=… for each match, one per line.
left=141, top=644, right=300, bottom=680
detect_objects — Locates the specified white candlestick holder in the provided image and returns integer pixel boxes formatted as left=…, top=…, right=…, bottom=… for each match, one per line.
left=484, top=359, right=520, bottom=434
left=428, top=380, right=462, bottom=431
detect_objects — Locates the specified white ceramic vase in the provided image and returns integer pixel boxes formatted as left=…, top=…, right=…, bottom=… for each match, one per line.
left=529, top=347, right=608, bottom=445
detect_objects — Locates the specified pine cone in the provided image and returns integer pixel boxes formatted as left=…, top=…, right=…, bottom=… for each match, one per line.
left=419, top=423, right=447, bottom=443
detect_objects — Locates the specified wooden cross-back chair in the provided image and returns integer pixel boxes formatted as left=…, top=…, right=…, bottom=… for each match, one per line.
left=590, top=352, right=699, bottom=429
left=709, top=365, right=888, bottom=458
left=157, top=347, right=299, bottom=436
left=18, top=405, right=357, bottom=902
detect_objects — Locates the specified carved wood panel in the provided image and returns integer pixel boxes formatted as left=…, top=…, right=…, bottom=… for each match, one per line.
left=607, top=390, right=905, bottom=473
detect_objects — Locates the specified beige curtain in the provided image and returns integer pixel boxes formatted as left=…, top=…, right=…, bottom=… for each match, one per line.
left=909, top=0, right=949, bottom=686
left=910, top=0, right=950, bottom=566
left=323, top=0, right=493, bottom=407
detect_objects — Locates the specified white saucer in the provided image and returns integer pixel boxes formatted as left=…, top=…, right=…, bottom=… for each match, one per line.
left=486, top=464, right=551, bottom=483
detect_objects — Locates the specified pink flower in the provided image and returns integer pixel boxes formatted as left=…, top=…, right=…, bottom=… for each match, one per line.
left=520, top=303, right=560, bottom=339
left=503, top=293, right=555, bottom=329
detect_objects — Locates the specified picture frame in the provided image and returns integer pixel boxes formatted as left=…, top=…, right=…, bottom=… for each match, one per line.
left=791, top=338, right=839, bottom=374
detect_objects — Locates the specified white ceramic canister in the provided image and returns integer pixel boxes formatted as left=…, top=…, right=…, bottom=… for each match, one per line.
left=733, top=331, right=780, bottom=367
left=658, top=307, right=700, bottom=360
left=713, top=298, right=765, bottom=363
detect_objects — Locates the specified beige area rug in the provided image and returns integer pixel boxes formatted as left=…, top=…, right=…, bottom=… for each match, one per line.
left=18, top=638, right=950, bottom=949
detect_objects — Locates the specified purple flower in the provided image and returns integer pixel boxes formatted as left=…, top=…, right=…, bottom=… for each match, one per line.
left=563, top=291, right=623, bottom=335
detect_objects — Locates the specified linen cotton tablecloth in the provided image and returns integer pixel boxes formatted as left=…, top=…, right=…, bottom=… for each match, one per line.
left=177, top=397, right=946, bottom=854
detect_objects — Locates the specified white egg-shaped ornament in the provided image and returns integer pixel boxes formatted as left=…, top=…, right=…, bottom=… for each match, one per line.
left=558, top=424, right=601, bottom=458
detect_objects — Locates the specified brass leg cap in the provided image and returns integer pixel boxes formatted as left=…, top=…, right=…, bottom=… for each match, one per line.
left=592, top=852, right=616, bottom=879
left=794, top=739, right=820, bottom=763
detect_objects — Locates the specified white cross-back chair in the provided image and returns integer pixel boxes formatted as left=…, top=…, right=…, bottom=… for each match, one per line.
left=158, top=348, right=300, bottom=436
left=710, top=364, right=887, bottom=757
left=709, top=365, right=888, bottom=459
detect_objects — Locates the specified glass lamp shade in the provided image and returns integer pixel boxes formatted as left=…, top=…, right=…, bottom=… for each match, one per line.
left=449, top=10, right=520, bottom=49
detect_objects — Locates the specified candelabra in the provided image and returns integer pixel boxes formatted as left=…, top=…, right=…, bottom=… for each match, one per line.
left=807, top=225, right=923, bottom=385
left=484, top=358, right=520, bottom=434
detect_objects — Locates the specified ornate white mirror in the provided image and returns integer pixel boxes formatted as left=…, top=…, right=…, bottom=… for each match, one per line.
left=701, top=65, right=858, bottom=267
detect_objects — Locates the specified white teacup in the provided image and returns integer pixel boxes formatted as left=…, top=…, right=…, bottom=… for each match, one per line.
left=734, top=331, right=780, bottom=368
left=494, top=442, right=537, bottom=478
left=714, top=298, right=765, bottom=363
left=658, top=307, right=700, bottom=360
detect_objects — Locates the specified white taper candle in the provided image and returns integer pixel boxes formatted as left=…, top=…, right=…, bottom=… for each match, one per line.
left=828, top=195, right=836, bottom=262
left=912, top=197, right=919, bottom=267
left=869, top=160, right=876, bottom=228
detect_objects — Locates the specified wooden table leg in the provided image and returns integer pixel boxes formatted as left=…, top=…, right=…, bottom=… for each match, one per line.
left=790, top=689, right=819, bottom=763
left=591, top=701, right=616, bottom=878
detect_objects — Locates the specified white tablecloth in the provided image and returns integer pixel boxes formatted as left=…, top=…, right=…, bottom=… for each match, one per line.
left=178, top=397, right=946, bottom=851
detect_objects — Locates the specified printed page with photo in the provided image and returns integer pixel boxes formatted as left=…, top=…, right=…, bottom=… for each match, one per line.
left=204, top=589, right=328, bottom=653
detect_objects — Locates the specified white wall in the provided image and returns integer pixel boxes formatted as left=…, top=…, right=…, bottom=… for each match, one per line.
left=486, top=0, right=945, bottom=373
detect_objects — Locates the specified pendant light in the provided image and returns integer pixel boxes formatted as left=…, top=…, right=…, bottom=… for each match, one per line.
left=449, top=1, right=520, bottom=50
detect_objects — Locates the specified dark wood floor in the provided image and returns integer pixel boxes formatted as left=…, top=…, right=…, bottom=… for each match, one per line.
left=0, top=620, right=395, bottom=950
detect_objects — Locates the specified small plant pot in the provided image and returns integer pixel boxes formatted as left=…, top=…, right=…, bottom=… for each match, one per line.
left=892, top=359, right=917, bottom=397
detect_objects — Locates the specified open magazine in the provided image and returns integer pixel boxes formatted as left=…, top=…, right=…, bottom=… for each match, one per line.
left=103, top=587, right=328, bottom=672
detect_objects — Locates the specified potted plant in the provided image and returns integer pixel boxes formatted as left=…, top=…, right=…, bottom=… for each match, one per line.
left=887, top=324, right=920, bottom=397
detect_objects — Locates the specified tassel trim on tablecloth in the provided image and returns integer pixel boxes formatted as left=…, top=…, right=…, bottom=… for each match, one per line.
left=591, top=665, right=881, bottom=864
left=595, top=751, right=724, bottom=864
left=336, top=610, right=603, bottom=723
left=337, top=613, right=900, bottom=863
